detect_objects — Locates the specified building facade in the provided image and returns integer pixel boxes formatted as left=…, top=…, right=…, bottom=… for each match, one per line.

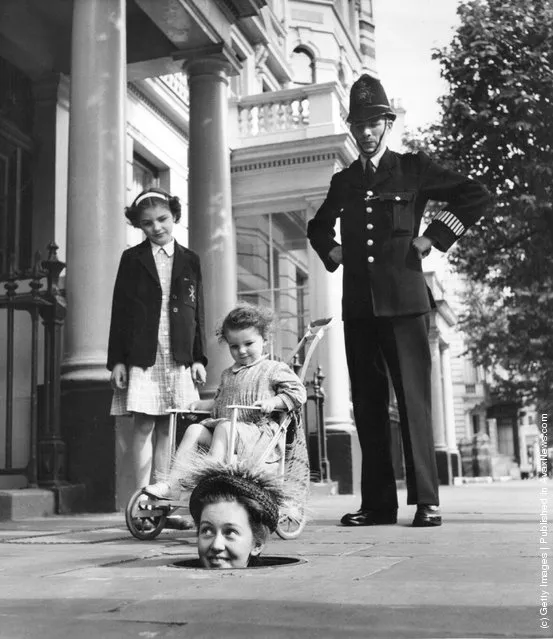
left=1, top=0, right=467, bottom=511
left=426, top=253, right=540, bottom=480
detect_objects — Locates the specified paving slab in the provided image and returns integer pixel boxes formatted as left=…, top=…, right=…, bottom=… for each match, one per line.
left=0, top=480, right=549, bottom=638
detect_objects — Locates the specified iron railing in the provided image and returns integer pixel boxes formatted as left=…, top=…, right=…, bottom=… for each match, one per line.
left=291, top=354, right=331, bottom=484
left=0, top=242, right=66, bottom=486
left=305, top=365, right=331, bottom=483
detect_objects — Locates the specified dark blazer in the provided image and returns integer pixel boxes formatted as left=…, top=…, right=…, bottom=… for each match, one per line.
left=307, top=149, right=491, bottom=318
left=107, top=239, right=207, bottom=371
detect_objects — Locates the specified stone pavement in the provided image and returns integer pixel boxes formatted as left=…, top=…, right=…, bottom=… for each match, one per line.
left=0, top=480, right=549, bottom=639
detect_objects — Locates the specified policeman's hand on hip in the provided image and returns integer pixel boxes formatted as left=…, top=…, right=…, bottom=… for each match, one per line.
left=411, top=236, right=434, bottom=260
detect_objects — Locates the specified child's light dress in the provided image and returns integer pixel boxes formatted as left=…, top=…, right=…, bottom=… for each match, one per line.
left=200, top=355, right=307, bottom=461
left=110, top=243, right=199, bottom=416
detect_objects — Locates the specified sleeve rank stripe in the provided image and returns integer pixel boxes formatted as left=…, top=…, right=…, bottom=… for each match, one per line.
left=435, top=210, right=465, bottom=236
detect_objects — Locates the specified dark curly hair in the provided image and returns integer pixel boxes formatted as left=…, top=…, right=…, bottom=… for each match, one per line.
left=217, top=303, right=275, bottom=343
left=124, top=187, right=182, bottom=228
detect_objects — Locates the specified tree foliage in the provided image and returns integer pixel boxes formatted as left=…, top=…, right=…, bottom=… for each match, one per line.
left=405, top=0, right=553, bottom=409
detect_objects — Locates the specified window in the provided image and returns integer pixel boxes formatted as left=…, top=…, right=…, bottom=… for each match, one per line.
left=0, top=58, right=34, bottom=274
left=127, top=154, right=162, bottom=246
left=290, top=47, right=315, bottom=86
left=464, top=357, right=477, bottom=385
left=132, top=153, right=160, bottom=197
left=236, top=212, right=309, bottom=361
left=496, top=416, right=515, bottom=457
left=0, top=133, right=33, bottom=274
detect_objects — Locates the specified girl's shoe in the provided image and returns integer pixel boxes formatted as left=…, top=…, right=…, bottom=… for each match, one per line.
left=143, top=481, right=173, bottom=499
left=165, top=515, right=194, bottom=530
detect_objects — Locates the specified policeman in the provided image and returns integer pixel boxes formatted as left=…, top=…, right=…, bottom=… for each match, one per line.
left=307, top=75, right=490, bottom=527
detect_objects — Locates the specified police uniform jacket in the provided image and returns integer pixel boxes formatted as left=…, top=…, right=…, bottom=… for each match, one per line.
left=307, top=149, right=491, bottom=318
left=107, top=239, right=207, bottom=371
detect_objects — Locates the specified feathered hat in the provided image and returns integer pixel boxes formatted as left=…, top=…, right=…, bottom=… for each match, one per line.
left=173, top=443, right=310, bottom=534
left=184, top=457, right=285, bottom=532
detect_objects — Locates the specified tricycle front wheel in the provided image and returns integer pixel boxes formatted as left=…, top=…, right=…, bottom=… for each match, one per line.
left=125, top=488, right=168, bottom=540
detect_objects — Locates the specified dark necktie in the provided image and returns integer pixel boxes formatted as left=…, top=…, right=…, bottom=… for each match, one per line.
left=364, top=160, right=375, bottom=184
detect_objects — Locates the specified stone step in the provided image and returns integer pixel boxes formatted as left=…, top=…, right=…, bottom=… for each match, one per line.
left=0, top=484, right=87, bottom=521
left=0, top=489, right=56, bottom=521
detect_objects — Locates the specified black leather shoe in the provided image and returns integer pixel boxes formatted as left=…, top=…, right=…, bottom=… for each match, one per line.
left=340, top=509, right=398, bottom=526
left=412, top=505, right=442, bottom=527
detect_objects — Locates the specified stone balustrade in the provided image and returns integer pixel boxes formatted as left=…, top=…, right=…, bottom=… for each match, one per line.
left=238, top=92, right=310, bottom=135
left=233, top=82, right=350, bottom=145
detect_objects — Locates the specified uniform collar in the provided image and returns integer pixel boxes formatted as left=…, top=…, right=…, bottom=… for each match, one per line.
left=359, top=145, right=388, bottom=171
left=150, top=238, right=175, bottom=257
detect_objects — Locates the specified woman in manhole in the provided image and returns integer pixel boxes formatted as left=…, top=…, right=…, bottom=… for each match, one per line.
left=147, top=302, right=308, bottom=568
left=181, top=456, right=296, bottom=569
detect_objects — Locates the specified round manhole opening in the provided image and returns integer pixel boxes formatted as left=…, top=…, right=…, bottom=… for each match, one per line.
left=171, top=555, right=304, bottom=570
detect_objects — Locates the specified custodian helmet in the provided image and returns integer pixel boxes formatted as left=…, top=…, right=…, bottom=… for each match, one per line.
left=346, top=74, right=396, bottom=123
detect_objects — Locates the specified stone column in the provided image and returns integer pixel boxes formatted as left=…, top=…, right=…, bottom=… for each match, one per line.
left=307, top=251, right=352, bottom=430
left=186, top=57, right=237, bottom=394
left=429, top=317, right=450, bottom=484
left=429, top=322, right=447, bottom=449
left=441, top=343, right=459, bottom=480
left=441, top=344, right=457, bottom=451
left=307, top=212, right=359, bottom=494
left=60, top=0, right=127, bottom=512
left=63, top=0, right=127, bottom=382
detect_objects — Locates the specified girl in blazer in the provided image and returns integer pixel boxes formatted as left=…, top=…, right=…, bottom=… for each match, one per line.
left=108, top=188, right=207, bottom=491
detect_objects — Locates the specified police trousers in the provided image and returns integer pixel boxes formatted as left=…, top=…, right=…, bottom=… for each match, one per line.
left=343, top=314, right=440, bottom=510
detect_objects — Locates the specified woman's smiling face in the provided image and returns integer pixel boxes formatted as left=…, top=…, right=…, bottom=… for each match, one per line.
left=197, top=500, right=263, bottom=569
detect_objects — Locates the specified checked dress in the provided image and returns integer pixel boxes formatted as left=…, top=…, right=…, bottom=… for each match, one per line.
left=111, top=244, right=198, bottom=416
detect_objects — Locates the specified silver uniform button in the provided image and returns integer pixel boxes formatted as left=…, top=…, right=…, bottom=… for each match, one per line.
left=367, top=223, right=374, bottom=230
left=366, top=190, right=373, bottom=197
left=367, top=256, right=375, bottom=263
left=395, top=196, right=401, bottom=201
left=366, top=207, right=372, bottom=213
left=173, top=307, right=178, bottom=313
left=367, top=239, right=374, bottom=246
